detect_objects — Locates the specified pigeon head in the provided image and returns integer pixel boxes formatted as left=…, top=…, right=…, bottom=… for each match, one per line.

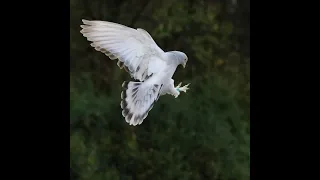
left=172, top=51, right=188, bottom=68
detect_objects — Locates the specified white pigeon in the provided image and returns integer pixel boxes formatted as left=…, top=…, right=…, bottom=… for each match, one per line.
left=80, top=19, right=190, bottom=126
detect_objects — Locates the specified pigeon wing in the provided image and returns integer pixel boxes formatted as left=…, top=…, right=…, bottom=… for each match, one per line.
left=80, top=19, right=166, bottom=81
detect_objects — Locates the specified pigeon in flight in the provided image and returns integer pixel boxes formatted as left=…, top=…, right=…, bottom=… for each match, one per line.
left=80, top=19, right=190, bottom=126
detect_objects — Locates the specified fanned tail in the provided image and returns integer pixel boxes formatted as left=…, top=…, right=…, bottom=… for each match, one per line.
left=120, top=81, right=162, bottom=126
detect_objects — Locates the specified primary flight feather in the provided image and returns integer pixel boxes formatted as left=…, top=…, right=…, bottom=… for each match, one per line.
left=80, top=19, right=190, bottom=126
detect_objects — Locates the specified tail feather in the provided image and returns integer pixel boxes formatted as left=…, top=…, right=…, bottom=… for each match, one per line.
left=120, top=81, right=162, bottom=126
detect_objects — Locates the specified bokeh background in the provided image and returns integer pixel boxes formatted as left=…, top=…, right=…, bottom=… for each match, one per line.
left=70, top=0, right=250, bottom=179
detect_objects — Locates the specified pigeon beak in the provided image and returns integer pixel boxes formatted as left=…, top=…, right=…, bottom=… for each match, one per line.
left=183, top=63, right=186, bottom=68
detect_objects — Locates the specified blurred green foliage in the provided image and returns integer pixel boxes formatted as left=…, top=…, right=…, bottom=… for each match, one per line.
left=70, top=0, right=250, bottom=179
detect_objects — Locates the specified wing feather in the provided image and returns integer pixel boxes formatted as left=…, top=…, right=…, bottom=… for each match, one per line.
left=80, top=19, right=166, bottom=81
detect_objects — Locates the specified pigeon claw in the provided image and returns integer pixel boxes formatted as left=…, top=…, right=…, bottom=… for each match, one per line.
left=176, top=82, right=182, bottom=88
left=179, top=83, right=190, bottom=93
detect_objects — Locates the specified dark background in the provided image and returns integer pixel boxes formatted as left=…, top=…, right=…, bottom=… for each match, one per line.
left=70, top=0, right=250, bottom=179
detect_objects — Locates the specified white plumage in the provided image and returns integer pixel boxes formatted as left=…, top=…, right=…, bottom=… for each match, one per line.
left=80, top=19, right=190, bottom=126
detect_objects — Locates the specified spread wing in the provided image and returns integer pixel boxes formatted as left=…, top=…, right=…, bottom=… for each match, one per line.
left=80, top=19, right=166, bottom=81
